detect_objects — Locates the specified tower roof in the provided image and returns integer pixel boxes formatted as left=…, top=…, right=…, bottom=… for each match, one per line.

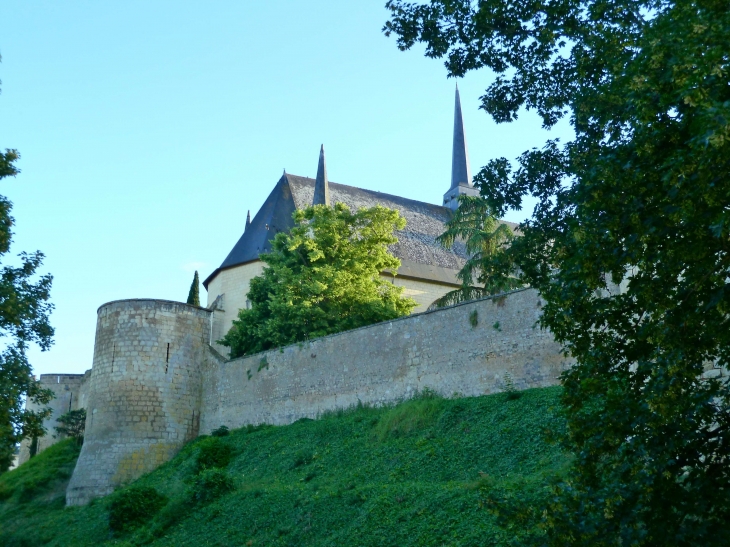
left=450, top=84, right=472, bottom=189
left=312, top=145, right=330, bottom=206
left=443, top=84, right=479, bottom=210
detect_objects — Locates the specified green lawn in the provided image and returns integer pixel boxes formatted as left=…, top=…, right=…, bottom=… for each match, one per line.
left=0, top=386, right=568, bottom=547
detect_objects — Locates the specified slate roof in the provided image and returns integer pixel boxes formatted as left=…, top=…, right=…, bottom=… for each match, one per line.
left=203, top=173, right=503, bottom=289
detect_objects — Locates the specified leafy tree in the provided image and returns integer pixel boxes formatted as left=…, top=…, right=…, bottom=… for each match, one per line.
left=186, top=270, right=200, bottom=307
left=54, top=408, right=86, bottom=445
left=433, top=194, right=519, bottom=307
left=0, top=149, right=54, bottom=473
left=220, top=203, right=416, bottom=358
left=386, top=0, right=730, bottom=545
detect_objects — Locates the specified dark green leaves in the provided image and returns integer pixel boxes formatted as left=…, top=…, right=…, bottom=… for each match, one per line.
left=54, top=409, right=86, bottom=446
left=386, top=0, right=730, bottom=544
left=186, top=270, right=200, bottom=307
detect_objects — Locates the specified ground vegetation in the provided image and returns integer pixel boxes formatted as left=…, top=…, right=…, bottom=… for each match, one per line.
left=0, top=387, right=567, bottom=546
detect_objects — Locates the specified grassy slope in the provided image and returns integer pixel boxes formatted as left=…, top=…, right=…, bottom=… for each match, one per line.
left=0, top=386, right=568, bottom=547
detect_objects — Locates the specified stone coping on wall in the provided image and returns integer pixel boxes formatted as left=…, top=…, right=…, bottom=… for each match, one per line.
left=222, top=287, right=537, bottom=365
left=37, top=373, right=87, bottom=381
left=96, top=298, right=213, bottom=315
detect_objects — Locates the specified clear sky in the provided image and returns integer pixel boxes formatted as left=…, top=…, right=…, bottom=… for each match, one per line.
left=0, top=1, right=571, bottom=377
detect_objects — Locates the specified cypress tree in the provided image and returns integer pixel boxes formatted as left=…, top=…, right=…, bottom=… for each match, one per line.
left=187, top=271, right=200, bottom=307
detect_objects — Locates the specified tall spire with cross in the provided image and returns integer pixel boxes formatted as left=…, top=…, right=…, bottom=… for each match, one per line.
left=443, top=84, right=479, bottom=210
left=313, top=144, right=330, bottom=206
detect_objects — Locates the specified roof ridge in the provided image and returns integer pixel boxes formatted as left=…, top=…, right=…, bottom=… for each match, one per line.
left=285, top=173, right=453, bottom=213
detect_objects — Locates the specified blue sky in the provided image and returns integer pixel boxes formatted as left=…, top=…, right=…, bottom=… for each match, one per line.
left=0, top=1, right=571, bottom=376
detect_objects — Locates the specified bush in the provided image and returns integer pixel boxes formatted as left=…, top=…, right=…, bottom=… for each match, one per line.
left=210, top=425, right=229, bottom=437
left=108, top=486, right=167, bottom=533
left=191, top=468, right=234, bottom=504
left=195, top=437, right=233, bottom=472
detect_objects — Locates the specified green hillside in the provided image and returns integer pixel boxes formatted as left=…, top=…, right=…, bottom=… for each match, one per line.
left=0, top=387, right=568, bottom=547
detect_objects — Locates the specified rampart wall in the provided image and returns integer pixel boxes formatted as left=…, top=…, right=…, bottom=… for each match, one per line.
left=199, top=288, right=569, bottom=432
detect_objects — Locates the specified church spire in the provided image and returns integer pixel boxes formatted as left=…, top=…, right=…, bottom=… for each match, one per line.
left=451, top=83, right=472, bottom=189
left=313, top=144, right=330, bottom=206
left=443, top=83, right=479, bottom=210
left=245, top=210, right=251, bottom=231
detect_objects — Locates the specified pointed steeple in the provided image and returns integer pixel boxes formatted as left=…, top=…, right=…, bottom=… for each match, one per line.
left=313, top=144, right=330, bottom=206
left=245, top=210, right=251, bottom=231
left=451, top=83, right=472, bottom=188
left=443, top=84, right=479, bottom=210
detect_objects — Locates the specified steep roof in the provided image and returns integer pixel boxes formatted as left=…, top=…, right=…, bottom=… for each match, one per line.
left=204, top=174, right=486, bottom=289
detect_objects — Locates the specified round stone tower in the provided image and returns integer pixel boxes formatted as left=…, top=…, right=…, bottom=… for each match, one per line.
left=67, top=299, right=211, bottom=506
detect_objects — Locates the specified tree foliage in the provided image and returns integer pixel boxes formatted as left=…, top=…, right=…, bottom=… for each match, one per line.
left=433, top=195, right=520, bottom=307
left=0, top=149, right=54, bottom=473
left=220, top=204, right=417, bottom=358
left=386, top=0, right=730, bottom=545
left=54, top=408, right=86, bottom=446
left=186, top=270, right=200, bottom=307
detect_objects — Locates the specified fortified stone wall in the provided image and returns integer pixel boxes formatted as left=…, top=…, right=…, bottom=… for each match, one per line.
left=18, top=372, right=90, bottom=465
left=199, top=288, right=570, bottom=432
left=63, top=289, right=570, bottom=506
left=66, top=300, right=211, bottom=506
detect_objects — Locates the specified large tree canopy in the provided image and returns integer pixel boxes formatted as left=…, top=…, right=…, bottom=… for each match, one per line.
left=0, top=149, right=54, bottom=473
left=220, top=204, right=416, bottom=358
left=386, top=0, right=729, bottom=545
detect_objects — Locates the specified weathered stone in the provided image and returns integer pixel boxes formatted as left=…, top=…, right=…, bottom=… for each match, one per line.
left=199, top=288, right=569, bottom=431
left=65, top=300, right=210, bottom=506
